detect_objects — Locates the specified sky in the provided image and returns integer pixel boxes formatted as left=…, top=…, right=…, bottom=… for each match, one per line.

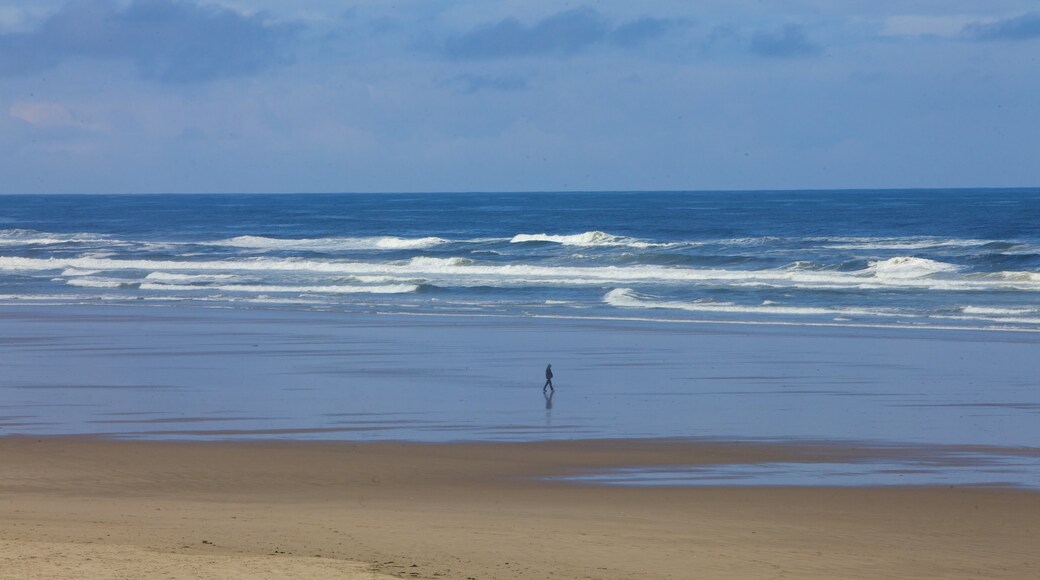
left=0, top=0, right=1038, bottom=193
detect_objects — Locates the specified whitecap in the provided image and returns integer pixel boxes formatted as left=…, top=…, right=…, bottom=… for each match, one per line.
left=405, top=256, right=473, bottom=267
left=4, top=255, right=1039, bottom=292
left=65, top=277, right=140, bottom=289
left=144, top=272, right=241, bottom=283
left=816, top=237, right=995, bottom=250
left=868, top=256, right=960, bottom=279
left=60, top=268, right=102, bottom=277
left=961, top=306, right=1039, bottom=316
left=510, top=231, right=663, bottom=248
left=604, top=288, right=904, bottom=318
left=0, top=229, right=113, bottom=246
left=140, top=282, right=418, bottom=294
left=212, top=235, right=448, bottom=251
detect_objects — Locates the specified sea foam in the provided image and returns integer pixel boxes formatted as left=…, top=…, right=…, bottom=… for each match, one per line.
left=868, top=257, right=960, bottom=279
left=139, top=282, right=419, bottom=294
left=604, top=289, right=898, bottom=318
left=510, top=231, right=663, bottom=248
left=0, top=229, right=114, bottom=246
left=213, top=235, right=448, bottom=251
left=2, top=255, right=1038, bottom=292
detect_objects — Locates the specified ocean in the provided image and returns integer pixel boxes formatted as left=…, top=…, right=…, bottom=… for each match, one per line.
left=2, top=189, right=1039, bottom=331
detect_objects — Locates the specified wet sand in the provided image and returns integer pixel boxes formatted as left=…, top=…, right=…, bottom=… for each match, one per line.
left=3, top=305, right=1040, bottom=451
left=2, top=437, right=1038, bottom=579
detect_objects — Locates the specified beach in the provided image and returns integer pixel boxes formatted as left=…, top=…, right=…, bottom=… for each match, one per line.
left=1, top=304, right=1039, bottom=578
left=3, top=437, right=1039, bottom=579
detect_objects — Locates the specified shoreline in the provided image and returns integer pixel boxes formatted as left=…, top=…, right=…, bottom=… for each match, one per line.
left=3, top=304, right=1039, bottom=448
left=3, top=436, right=1039, bottom=579
left=3, top=299, right=1040, bottom=335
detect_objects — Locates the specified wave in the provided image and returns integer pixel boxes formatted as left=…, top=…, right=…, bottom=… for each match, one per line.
left=962, top=306, right=1039, bottom=316
left=814, top=237, right=999, bottom=251
left=406, top=256, right=473, bottom=267
left=65, top=277, right=141, bottom=289
left=211, top=235, right=448, bottom=251
left=603, top=289, right=898, bottom=318
left=144, top=272, right=240, bottom=282
left=510, top=231, right=665, bottom=249
left=0, top=229, right=114, bottom=246
left=605, top=289, right=1040, bottom=326
left=3, top=255, right=1038, bottom=292
left=867, top=257, right=961, bottom=279
left=139, top=283, right=419, bottom=294
left=61, top=268, right=102, bottom=277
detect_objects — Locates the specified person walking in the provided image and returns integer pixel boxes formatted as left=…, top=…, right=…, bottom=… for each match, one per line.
left=543, top=364, right=554, bottom=391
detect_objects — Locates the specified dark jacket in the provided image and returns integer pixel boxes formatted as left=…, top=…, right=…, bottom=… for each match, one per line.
left=545, top=366, right=553, bottom=379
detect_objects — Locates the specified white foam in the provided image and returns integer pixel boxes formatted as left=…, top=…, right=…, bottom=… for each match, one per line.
left=139, top=282, right=418, bottom=294
left=60, top=268, right=102, bottom=277
left=938, top=314, right=1040, bottom=325
left=604, top=289, right=900, bottom=318
left=406, top=256, right=473, bottom=267
left=65, top=277, right=139, bottom=289
left=2, top=255, right=1037, bottom=292
left=817, top=237, right=994, bottom=250
left=868, top=257, right=961, bottom=279
left=510, top=231, right=663, bottom=248
left=0, top=229, right=113, bottom=246
left=144, top=272, right=239, bottom=282
left=962, top=306, right=1039, bottom=316
left=998, top=271, right=1040, bottom=283
left=350, top=275, right=419, bottom=284
left=605, top=289, right=1040, bottom=327
left=212, top=235, right=448, bottom=251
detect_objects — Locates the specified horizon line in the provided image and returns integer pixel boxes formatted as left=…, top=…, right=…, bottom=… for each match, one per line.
left=1, top=186, right=1038, bottom=196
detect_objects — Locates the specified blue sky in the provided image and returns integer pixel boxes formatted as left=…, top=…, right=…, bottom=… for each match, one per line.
left=1, top=0, right=1038, bottom=193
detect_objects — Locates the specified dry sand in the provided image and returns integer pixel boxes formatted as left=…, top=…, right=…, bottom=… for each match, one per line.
left=1, top=437, right=1038, bottom=579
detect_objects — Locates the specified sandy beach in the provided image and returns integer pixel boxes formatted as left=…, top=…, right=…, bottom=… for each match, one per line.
left=2, top=436, right=1038, bottom=579
left=2, top=305, right=1038, bottom=578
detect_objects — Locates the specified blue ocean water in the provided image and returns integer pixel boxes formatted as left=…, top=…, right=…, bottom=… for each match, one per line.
left=1, top=189, right=1039, bottom=330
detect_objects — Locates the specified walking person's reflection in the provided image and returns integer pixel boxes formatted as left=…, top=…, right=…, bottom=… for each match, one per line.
left=543, top=388, right=554, bottom=425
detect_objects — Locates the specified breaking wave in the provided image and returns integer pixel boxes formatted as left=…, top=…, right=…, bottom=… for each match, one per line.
left=212, top=235, right=449, bottom=251
left=144, top=272, right=240, bottom=283
left=139, top=283, right=419, bottom=294
left=510, top=231, right=665, bottom=248
left=1, top=255, right=1037, bottom=292
left=815, top=237, right=999, bottom=251
left=603, top=289, right=897, bottom=318
left=867, top=257, right=961, bottom=279
left=604, top=289, right=1040, bottom=326
left=0, top=229, right=115, bottom=246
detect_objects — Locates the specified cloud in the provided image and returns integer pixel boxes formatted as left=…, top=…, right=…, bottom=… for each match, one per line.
left=444, top=7, right=676, bottom=59
left=750, top=24, right=821, bottom=58
left=0, top=0, right=299, bottom=82
left=963, top=12, right=1040, bottom=41
left=446, top=74, right=529, bottom=94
